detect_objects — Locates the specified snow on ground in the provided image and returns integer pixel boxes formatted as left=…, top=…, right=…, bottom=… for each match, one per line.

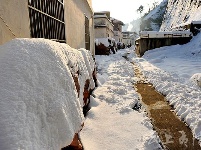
left=129, top=33, right=201, bottom=143
left=80, top=49, right=162, bottom=149
left=0, top=38, right=95, bottom=150
left=142, top=32, right=201, bottom=86
left=81, top=31, right=201, bottom=149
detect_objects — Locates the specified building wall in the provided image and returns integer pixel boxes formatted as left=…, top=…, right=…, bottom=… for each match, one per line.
left=95, top=27, right=107, bottom=38
left=0, top=0, right=94, bottom=56
left=94, top=17, right=114, bottom=39
left=0, top=0, right=30, bottom=45
left=64, top=0, right=94, bottom=55
left=114, top=31, right=123, bottom=42
left=122, top=38, right=131, bottom=45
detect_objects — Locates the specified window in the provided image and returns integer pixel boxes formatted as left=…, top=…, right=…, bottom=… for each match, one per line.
left=28, top=0, right=66, bottom=42
left=85, top=15, right=90, bottom=50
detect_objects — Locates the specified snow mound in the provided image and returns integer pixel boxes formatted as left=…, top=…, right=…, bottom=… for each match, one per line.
left=79, top=48, right=95, bottom=90
left=190, top=73, right=201, bottom=88
left=0, top=38, right=94, bottom=149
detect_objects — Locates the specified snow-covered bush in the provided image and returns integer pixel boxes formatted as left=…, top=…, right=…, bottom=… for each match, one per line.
left=0, top=38, right=95, bottom=149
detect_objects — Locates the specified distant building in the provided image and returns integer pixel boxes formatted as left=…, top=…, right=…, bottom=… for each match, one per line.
left=0, top=0, right=95, bottom=55
left=111, top=18, right=124, bottom=43
left=94, top=11, right=114, bottom=38
left=122, top=31, right=139, bottom=45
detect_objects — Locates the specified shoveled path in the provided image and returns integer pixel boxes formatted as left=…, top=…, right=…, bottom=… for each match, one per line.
left=133, top=63, right=201, bottom=150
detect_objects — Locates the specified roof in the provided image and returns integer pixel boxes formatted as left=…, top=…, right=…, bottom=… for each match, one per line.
left=111, top=17, right=124, bottom=25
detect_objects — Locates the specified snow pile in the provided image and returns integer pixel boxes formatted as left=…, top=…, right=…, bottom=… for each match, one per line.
left=79, top=48, right=95, bottom=90
left=58, top=45, right=94, bottom=107
left=190, top=73, right=201, bottom=88
left=142, top=32, right=201, bottom=83
left=160, top=0, right=201, bottom=31
left=0, top=38, right=95, bottom=149
left=80, top=49, right=162, bottom=149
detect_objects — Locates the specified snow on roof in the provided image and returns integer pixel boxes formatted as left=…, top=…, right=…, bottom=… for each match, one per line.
left=0, top=38, right=95, bottom=149
left=140, top=31, right=192, bottom=38
left=94, top=14, right=107, bottom=19
left=111, top=17, right=124, bottom=25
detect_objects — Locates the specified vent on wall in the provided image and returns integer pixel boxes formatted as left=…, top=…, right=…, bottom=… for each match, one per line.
left=28, top=0, right=66, bottom=43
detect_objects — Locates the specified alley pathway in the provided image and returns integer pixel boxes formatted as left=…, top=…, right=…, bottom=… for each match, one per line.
left=133, top=63, right=201, bottom=149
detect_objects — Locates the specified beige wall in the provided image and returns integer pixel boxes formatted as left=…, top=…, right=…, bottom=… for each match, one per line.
left=87, top=0, right=92, bottom=8
left=64, top=0, right=94, bottom=55
left=114, top=31, right=123, bottom=42
left=122, top=38, right=131, bottom=45
left=0, top=0, right=30, bottom=45
left=94, top=17, right=114, bottom=38
left=95, top=28, right=106, bottom=38
left=0, top=0, right=95, bottom=56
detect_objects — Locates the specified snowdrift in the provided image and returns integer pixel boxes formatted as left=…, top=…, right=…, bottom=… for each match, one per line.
left=0, top=38, right=95, bottom=149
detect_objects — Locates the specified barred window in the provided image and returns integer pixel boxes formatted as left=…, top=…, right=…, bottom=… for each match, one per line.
left=28, top=0, right=66, bottom=43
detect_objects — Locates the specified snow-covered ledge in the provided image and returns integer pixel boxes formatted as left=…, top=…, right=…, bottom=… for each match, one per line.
left=0, top=39, right=96, bottom=149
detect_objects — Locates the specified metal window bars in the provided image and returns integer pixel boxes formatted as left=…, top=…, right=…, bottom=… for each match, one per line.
left=28, top=0, right=66, bottom=43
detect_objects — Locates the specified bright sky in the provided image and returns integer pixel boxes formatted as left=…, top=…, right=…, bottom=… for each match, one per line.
left=92, top=0, right=163, bottom=23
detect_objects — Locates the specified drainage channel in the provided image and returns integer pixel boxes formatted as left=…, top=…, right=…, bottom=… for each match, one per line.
left=133, top=64, right=201, bottom=150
